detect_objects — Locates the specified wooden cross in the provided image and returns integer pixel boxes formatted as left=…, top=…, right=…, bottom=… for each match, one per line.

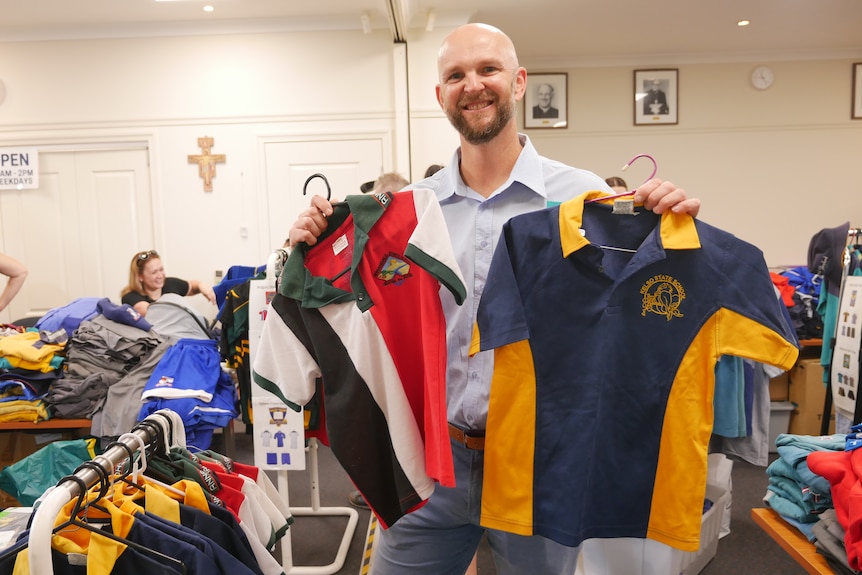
left=188, top=136, right=226, bottom=192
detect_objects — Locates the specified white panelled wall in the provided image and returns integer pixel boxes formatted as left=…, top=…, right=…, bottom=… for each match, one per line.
left=0, top=25, right=860, bottom=322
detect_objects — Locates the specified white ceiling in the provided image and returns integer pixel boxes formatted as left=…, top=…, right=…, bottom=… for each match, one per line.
left=2, top=0, right=861, bottom=68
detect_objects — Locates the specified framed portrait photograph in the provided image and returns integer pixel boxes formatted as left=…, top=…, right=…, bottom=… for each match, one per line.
left=524, top=73, right=567, bottom=129
left=853, top=63, right=862, bottom=119
left=634, top=69, right=678, bottom=125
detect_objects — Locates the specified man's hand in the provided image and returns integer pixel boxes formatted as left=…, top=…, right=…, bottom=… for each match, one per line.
left=287, top=195, right=336, bottom=248
left=632, top=178, right=700, bottom=217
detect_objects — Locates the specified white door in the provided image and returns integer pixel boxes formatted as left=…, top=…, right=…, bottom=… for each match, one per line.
left=0, top=147, right=152, bottom=322
left=262, top=136, right=385, bottom=251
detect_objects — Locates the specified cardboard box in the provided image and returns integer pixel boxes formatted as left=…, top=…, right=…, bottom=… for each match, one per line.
left=768, top=372, right=790, bottom=401
left=788, top=358, right=835, bottom=436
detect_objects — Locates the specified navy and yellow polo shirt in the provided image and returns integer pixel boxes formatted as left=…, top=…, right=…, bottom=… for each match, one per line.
left=470, top=191, right=799, bottom=552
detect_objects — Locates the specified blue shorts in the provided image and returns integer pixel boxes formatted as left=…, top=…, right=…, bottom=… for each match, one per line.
left=371, top=439, right=580, bottom=575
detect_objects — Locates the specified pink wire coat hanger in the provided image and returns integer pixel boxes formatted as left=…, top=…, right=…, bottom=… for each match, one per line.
left=586, top=153, right=658, bottom=204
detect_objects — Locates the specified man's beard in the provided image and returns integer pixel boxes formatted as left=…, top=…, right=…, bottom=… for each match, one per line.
left=446, top=91, right=515, bottom=145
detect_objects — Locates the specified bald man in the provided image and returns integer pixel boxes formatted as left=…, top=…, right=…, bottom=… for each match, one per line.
left=287, top=23, right=700, bottom=574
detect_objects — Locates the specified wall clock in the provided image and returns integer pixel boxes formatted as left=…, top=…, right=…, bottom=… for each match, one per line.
left=751, top=66, right=774, bottom=90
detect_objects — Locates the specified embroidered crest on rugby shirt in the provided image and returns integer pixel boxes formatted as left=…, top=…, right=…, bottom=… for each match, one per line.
left=374, top=252, right=413, bottom=286
left=640, top=274, right=686, bottom=321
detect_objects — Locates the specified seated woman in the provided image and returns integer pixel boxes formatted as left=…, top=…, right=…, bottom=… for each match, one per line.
left=120, top=250, right=215, bottom=316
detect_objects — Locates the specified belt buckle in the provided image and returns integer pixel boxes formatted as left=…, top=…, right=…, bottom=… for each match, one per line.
left=462, top=429, right=482, bottom=442
left=450, top=423, right=484, bottom=450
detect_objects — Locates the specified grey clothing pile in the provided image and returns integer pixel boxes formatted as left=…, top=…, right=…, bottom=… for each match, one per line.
left=45, top=315, right=169, bottom=433
left=811, top=509, right=858, bottom=574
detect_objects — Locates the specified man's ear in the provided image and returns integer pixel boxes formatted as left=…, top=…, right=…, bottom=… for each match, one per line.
left=435, top=84, right=444, bottom=108
left=514, top=68, right=527, bottom=102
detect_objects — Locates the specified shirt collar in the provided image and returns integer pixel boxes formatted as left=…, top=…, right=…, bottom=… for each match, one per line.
left=560, top=191, right=701, bottom=257
left=438, top=134, right=547, bottom=201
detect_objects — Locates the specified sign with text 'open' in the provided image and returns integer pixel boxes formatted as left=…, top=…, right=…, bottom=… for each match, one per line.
left=0, top=147, right=38, bottom=190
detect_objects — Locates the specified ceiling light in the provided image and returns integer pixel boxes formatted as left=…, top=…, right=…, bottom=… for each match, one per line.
left=203, top=5, right=214, bottom=12
left=737, top=20, right=750, bottom=27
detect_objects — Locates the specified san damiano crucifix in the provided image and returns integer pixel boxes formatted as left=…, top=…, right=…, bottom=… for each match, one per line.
left=188, top=136, right=226, bottom=192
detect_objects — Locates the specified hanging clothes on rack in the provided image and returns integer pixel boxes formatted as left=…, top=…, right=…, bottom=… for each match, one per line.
left=709, top=285, right=798, bottom=466
left=809, top=223, right=851, bottom=378
left=213, top=264, right=267, bottom=314
left=0, top=409, right=286, bottom=575
left=218, top=275, right=257, bottom=426
left=216, top=253, right=285, bottom=427
left=822, top=226, right=862, bottom=430
left=808, top=224, right=862, bottom=432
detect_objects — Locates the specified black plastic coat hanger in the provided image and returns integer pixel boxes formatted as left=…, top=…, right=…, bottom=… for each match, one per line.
left=72, top=461, right=112, bottom=502
left=131, top=419, right=166, bottom=458
left=52, top=475, right=188, bottom=574
left=301, top=171, right=361, bottom=285
left=303, top=173, right=332, bottom=201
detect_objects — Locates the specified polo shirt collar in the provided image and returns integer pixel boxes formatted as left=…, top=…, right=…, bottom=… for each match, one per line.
left=281, top=191, right=394, bottom=310
left=438, top=134, right=547, bottom=201
left=560, top=191, right=701, bottom=258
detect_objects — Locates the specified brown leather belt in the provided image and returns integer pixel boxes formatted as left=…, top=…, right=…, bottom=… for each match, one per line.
left=448, top=423, right=485, bottom=450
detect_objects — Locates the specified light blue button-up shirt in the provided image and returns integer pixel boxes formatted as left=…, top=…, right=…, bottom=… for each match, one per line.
left=414, top=134, right=612, bottom=430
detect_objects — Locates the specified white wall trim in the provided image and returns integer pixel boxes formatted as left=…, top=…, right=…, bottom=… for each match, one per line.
left=0, top=112, right=398, bottom=135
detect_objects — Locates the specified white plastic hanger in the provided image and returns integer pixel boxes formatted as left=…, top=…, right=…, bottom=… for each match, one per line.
left=153, top=408, right=187, bottom=448
left=118, top=430, right=186, bottom=497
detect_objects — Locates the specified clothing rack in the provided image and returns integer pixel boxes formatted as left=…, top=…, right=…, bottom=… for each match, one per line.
left=27, top=412, right=167, bottom=575
left=821, top=226, right=862, bottom=434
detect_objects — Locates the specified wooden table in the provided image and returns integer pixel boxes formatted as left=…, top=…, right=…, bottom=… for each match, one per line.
left=0, top=418, right=237, bottom=455
left=751, top=507, right=833, bottom=575
left=0, top=418, right=91, bottom=431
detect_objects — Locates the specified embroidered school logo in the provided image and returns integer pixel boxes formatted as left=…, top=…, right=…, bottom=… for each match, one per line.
left=640, top=274, right=686, bottom=321
left=375, top=252, right=412, bottom=286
